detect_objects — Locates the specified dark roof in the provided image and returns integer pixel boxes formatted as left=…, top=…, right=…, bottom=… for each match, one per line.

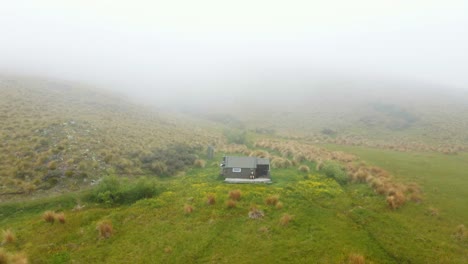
left=224, top=156, right=270, bottom=168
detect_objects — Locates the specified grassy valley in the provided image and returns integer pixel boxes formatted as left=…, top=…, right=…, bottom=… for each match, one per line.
left=0, top=76, right=467, bottom=263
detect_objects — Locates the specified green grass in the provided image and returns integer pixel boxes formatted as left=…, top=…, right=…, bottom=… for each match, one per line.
left=1, top=153, right=467, bottom=263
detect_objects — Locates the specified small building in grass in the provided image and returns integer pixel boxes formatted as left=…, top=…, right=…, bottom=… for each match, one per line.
left=220, top=156, right=271, bottom=183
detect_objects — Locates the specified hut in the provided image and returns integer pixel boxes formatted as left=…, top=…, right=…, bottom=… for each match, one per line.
left=220, top=156, right=271, bottom=183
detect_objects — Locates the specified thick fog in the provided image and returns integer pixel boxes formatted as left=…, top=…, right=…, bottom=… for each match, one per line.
left=1, top=1, right=467, bottom=107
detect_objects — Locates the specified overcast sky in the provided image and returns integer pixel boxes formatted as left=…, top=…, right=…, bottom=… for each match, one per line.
left=1, top=1, right=467, bottom=104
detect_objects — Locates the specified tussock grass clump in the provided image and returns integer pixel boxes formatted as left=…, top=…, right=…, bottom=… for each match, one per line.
left=206, top=194, right=216, bottom=205
left=271, top=158, right=292, bottom=169
left=43, top=211, right=55, bottom=224
left=249, top=150, right=269, bottom=158
left=386, top=190, right=406, bottom=210
left=226, top=200, right=237, bottom=209
left=265, top=195, right=279, bottom=206
left=228, top=190, right=242, bottom=201
left=97, top=221, right=113, bottom=239
left=347, top=253, right=366, bottom=264
left=2, top=229, right=16, bottom=244
left=279, top=214, right=293, bottom=226
left=298, top=165, right=310, bottom=173
left=193, top=159, right=206, bottom=168
left=184, top=204, right=194, bottom=214
left=55, top=212, right=66, bottom=224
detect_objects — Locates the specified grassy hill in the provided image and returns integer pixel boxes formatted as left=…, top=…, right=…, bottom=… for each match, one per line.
left=0, top=75, right=467, bottom=263
left=190, top=78, right=468, bottom=153
left=0, top=75, right=222, bottom=200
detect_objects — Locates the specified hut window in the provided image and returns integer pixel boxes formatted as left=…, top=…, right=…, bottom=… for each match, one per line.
left=232, top=168, right=241, bottom=173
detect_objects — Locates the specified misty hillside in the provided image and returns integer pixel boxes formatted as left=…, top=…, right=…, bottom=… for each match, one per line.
left=190, top=77, right=468, bottom=153
left=0, top=76, right=222, bottom=199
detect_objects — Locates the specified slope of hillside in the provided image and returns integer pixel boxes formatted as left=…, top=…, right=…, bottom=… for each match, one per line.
left=190, top=78, right=468, bottom=153
left=0, top=76, right=222, bottom=199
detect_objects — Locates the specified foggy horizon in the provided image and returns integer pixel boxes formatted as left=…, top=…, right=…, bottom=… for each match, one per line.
left=1, top=1, right=467, bottom=106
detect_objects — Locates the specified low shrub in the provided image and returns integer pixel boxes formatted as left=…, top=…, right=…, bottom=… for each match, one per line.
left=88, top=176, right=163, bottom=206
left=322, top=161, right=348, bottom=185
left=228, top=190, right=242, bottom=201
left=97, top=221, right=113, bottom=239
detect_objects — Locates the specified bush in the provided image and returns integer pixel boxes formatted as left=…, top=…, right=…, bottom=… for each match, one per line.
left=139, top=144, right=198, bottom=176
left=89, top=176, right=163, bottom=206
left=322, top=161, right=348, bottom=185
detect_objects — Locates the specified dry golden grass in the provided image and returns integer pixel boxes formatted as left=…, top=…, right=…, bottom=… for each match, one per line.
left=42, top=211, right=55, bottom=224
left=265, top=195, right=279, bottom=206
left=97, top=221, right=113, bottom=239
left=2, top=229, right=15, bottom=244
left=228, top=190, right=241, bottom=201
left=279, top=213, right=293, bottom=226
left=193, top=159, right=206, bottom=168
left=226, top=199, right=237, bottom=209
left=206, top=194, right=216, bottom=205
left=55, top=212, right=66, bottom=224
left=184, top=204, right=194, bottom=214
left=347, top=253, right=366, bottom=264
